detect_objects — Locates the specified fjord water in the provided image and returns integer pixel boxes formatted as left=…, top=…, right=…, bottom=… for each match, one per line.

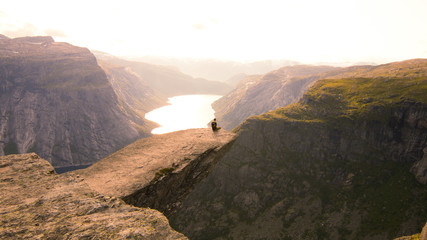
left=145, top=94, right=222, bottom=134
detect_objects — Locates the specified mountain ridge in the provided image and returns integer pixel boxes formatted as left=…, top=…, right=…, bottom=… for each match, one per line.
left=212, top=65, right=339, bottom=130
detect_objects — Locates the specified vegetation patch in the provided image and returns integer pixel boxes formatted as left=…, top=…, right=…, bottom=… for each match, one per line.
left=253, top=73, right=427, bottom=126
left=154, top=167, right=175, bottom=180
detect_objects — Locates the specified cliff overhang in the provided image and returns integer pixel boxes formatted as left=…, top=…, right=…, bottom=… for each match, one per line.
left=0, top=128, right=236, bottom=238
left=77, top=128, right=237, bottom=216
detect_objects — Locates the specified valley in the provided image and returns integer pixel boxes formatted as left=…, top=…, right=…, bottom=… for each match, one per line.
left=0, top=35, right=426, bottom=240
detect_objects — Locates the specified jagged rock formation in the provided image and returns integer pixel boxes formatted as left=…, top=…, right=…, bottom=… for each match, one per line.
left=77, top=128, right=236, bottom=216
left=94, top=51, right=233, bottom=97
left=0, top=129, right=236, bottom=239
left=171, top=59, right=427, bottom=240
left=0, top=35, right=158, bottom=167
left=212, top=65, right=338, bottom=130
left=0, top=153, right=186, bottom=239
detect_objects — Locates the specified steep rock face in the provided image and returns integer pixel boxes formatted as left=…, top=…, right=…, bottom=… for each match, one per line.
left=99, top=60, right=165, bottom=113
left=98, top=60, right=166, bottom=131
left=0, top=36, right=153, bottom=167
left=77, top=128, right=236, bottom=217
left=94, top=52, right=232, bottom=97
left=0, top=153, right=186, bottom=239
left=171, top=59, right=427, bottom=240
left=212, top=65, right=338, bottom=130
left=411, top=147, right=427, bottom=184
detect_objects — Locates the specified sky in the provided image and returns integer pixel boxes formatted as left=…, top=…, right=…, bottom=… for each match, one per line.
left=1, top=0, right=426, bottom=64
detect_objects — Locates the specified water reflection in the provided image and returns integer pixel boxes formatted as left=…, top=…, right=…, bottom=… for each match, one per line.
left=145, top=94, right=222, bottom=134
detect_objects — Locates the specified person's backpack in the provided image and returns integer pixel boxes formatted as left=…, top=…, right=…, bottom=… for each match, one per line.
left=211, top=121, right=217, bottom=130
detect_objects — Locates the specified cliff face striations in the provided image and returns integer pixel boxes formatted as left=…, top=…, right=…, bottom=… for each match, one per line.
left=171, top=59, right=427, bottom=240
left=0, top=128, right=236, bottom=239
left=0, top=35, right=156, bottom=167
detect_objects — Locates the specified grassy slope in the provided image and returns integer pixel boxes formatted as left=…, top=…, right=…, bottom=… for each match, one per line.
left=249, top=59, right=427, bottom=124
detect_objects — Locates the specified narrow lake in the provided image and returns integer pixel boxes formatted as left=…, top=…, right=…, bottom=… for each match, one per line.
left=145, top=94, right=222, bottom=134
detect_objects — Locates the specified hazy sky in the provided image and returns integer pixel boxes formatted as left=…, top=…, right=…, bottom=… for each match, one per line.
left=1, top=0, right=426, bottom=63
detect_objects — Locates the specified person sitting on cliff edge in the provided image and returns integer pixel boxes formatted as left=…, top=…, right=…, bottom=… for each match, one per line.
left=211, top=118, right=221, bottom=131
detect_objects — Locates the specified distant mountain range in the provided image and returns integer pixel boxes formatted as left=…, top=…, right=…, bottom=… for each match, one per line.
left=94, top=52, right=232, bottom=97
left=126, top=56, right=300, bottom=83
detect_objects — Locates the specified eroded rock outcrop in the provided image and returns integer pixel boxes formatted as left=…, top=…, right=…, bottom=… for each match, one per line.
left=0, top=128, right=236, bottom=239
left=0, top=153, right=186, bottom=239
left=77, top=128, right=236, bottom=216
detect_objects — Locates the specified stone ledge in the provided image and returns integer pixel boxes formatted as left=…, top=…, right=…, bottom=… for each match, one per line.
left=0, top=128, right=236, bottom=239
left=77, top=128, right=237, bottom=216
left=0, top=153, right=186, bottom=239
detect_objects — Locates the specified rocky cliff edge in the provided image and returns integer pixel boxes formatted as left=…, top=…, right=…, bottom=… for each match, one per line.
left=0, top=128, right=236, bottom=239
left=77, top=128, right=237, bottom=216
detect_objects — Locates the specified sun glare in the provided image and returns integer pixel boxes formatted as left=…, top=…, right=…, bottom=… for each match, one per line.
left=0, top=0, right=426, bottom=63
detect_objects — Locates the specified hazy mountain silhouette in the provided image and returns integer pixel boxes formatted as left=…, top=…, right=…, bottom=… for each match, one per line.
left=94, top=52, right=232, bottom=97
left=129, top=56, right=299, bottom=82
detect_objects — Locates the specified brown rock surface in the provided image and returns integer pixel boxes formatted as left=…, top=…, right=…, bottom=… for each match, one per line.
left=0, top=153, right=186, bottom=239
left=0, top=128, right=236, bottom=239
left=422, top=223, right=427, bottom=240
left=77, top=128, right=237, bottom=216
